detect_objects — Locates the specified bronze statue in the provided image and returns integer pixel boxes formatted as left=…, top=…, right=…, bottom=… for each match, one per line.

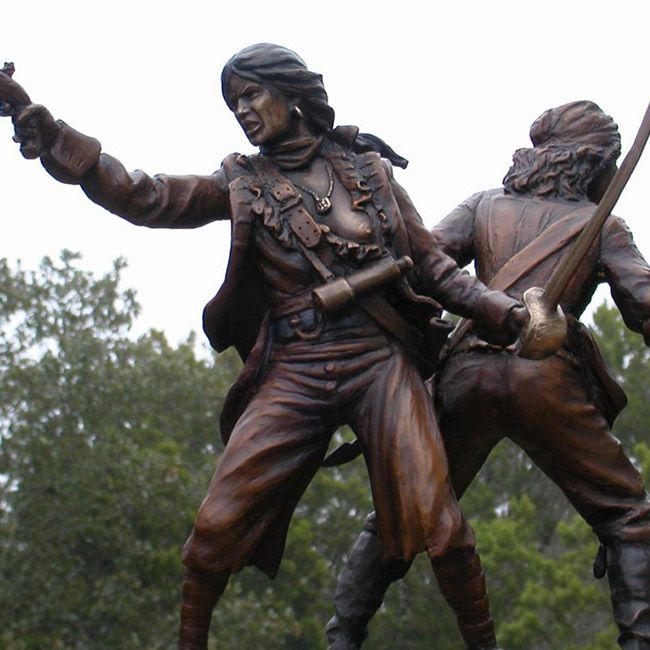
left=326, top=101, right=650, bottom=650
left=0, top=46, right=527, bottom=649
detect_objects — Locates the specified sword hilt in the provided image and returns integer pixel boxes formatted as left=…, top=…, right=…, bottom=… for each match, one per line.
left=516, top=287, right=567, bottom=360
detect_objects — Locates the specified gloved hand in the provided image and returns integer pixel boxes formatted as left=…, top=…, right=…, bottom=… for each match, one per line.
left=472, top=290, right=528, bottom=347
left=12, top=104, right=61, bottom=159
left=508, top=305, right=531, bottom=334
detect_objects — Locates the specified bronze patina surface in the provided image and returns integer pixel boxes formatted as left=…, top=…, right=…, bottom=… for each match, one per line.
left=328, top=101, right=650, bottom=650
left=1, top=47, right=528, bottom=649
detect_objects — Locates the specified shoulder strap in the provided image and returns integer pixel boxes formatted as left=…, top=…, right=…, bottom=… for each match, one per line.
left=484, top=204, right=594, bottom=292
left=446, top=204, right=594, bottom=351
left=284, top=209, right=428, bottom=363
left=247, top=153, right=433, bottom=364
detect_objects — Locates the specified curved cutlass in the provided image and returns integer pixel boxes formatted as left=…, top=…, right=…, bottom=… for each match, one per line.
left=518, top=101, right=650, bottom=359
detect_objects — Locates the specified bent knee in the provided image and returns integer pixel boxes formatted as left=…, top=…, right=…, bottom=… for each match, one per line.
left=181, top=527, right=228, bottom=573
left=181, top=506, right=238, bottom=571
left=181, top=535, right=207, bottom=571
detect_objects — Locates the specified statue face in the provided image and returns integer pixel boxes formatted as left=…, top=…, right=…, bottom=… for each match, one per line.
left=227, top=75, right=292, bottom=147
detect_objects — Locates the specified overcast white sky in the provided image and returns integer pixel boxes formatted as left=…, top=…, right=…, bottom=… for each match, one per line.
left=1, top=0, right=648, bottom=345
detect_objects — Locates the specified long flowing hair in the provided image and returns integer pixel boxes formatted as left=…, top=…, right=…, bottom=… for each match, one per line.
left=221, top=43, right=334, bottom=136
left=221, top=43, right=408, bottom=168
left=503, top=100, right=621, bottom=200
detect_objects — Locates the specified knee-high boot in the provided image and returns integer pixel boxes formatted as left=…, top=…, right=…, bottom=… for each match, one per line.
left=431, top=547, right=500, bottom=650
left=179, top=567, right=230, bottom=650
left=604, top=541, right=650, bottom=649
left=326, top=513, right=411, bottom=649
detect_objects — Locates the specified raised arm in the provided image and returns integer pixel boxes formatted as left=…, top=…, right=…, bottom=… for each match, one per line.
left=2, top=69, right=231, bottom=229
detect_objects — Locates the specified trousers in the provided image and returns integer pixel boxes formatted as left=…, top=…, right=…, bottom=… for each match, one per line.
left=438, top=350, right=650, bottom=538
left=182, top=325, right=474, bottom=579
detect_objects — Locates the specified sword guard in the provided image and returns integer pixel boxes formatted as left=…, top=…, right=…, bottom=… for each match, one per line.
left=516, top=287, right=567, bottom=360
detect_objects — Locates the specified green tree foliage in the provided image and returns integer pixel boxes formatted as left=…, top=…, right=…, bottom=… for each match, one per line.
left=1, top=255, right=648, bottom=649
left=591, top=301, right=650, bottom=452
left=213, top=451, right=372, bottom=650
left=0, top=253, right=373, bottom=649
left=363, top=303, right=650, bottom=650
left=0, top=252, right=233, bottom=649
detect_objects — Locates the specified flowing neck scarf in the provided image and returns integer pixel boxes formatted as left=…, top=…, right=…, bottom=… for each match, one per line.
left=260, top=135, right=323, bottom=170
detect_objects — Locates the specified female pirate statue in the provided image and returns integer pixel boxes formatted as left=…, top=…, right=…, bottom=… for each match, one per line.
left=1, top=45, right=526, bottom=648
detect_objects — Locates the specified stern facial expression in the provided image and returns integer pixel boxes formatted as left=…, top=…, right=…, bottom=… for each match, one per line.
left=227, top=75, right=293, bottom=147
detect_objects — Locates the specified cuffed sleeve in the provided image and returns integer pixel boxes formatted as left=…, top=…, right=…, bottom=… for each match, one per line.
left=40, top=121, right=101, bottom=184
left=39, top=121, right=233, bottom=228
left=471, top=290, right=523, bottom=345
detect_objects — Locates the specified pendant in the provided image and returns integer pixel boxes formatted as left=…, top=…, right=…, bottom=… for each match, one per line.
left=315, top=196, right=332, bottom=214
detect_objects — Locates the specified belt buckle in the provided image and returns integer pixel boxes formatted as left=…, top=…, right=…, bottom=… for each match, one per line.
left=289, top=309, right=323, bottom=341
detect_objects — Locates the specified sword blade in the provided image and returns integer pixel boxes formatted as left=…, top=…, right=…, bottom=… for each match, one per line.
left=544, top=101, right=650, bottom=310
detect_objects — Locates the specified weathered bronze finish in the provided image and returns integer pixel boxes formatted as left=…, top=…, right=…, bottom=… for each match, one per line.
left=0, top=47, right=526, bottom=650
left=518, top=101, right=650, bottom=360
left=328, top=100, right=650, bottom=650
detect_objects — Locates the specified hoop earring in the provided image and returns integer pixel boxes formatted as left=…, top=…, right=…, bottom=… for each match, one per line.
left=292, top=105, right=303, bottom=119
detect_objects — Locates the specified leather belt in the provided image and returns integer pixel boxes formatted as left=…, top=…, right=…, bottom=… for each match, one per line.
left=272, top=307, right=372, bottom=342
